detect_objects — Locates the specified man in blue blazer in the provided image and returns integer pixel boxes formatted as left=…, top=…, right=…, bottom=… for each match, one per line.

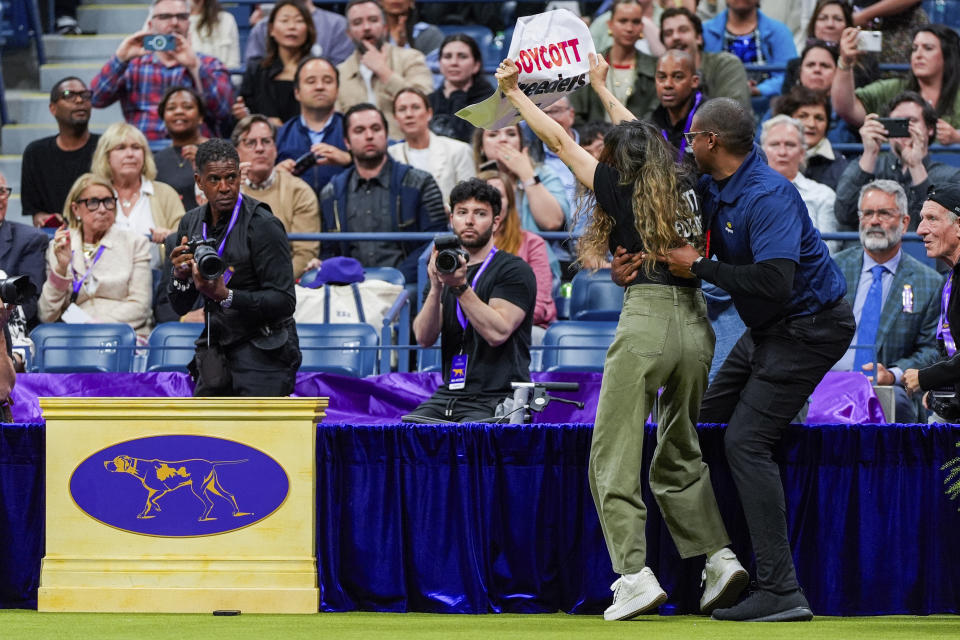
left=832, top=179, right=943, bottom=421
left=0, top=170, right=48, bottom=328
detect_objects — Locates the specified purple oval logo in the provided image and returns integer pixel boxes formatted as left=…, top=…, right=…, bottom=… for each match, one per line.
left=70, top=435, right=289, bottom=537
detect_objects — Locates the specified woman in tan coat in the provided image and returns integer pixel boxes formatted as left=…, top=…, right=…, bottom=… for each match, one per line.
left=39, top=174, right=153, bottom=337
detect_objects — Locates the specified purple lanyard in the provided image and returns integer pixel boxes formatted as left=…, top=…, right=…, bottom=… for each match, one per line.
left=456, top=247, right=498, bottom=330
left=938, top=274, right=957, bottom=356
left=662, top=92, right=702, bottom=160
left=201, top=194, right=243, bottom=257
left=71, top=245, right=106, bottom=298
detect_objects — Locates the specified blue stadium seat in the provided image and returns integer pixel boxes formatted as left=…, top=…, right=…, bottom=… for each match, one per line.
left=363, top=266, right=405, bottom=286
left=569, top=268, right=623, bottom=321
left=30, top=323, right=138, bottom=373
left=417, top=338, right=441, bottom=372
left=145, top=322, right=203, bottom=372
left=223, top=3, right=253, bottom=63
left=540, top=320, right=617, bottom=373
left=300, top=266, right=406, bottom=287
left=297, top=322, right=379, bottom=376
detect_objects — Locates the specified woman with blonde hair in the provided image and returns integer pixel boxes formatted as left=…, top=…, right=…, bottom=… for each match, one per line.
left=38, top=173, right=153, bottom=337
left=91, top=122, right=185, bottom=268
left=496, top=55, right=746, bottom=621
left=479, top=169, right=557, bottom=337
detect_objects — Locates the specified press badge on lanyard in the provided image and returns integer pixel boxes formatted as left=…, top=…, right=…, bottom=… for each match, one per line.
left=449, top=247, right=498, bottom=390
left=449, top=354, right=468, bottom=389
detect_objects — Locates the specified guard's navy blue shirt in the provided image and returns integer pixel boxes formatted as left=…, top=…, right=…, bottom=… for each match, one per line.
left=697, top=145, right=846, bottom=326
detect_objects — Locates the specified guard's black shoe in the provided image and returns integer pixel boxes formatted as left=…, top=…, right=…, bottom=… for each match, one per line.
left=711, top=588, right=813, bottom=622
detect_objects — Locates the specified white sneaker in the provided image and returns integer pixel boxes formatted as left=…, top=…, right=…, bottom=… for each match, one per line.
left=603, top=567, right=668, bottom=621
left=700, top=549, right=749, bottom=614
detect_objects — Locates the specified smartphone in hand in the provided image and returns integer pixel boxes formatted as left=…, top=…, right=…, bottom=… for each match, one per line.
left=143, top=34, right=176, bottom=52
left=876, top=117, right=910, bottom=138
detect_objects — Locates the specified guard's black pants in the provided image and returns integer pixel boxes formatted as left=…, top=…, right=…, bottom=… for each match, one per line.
left=700, top=299, right=855, bottom=593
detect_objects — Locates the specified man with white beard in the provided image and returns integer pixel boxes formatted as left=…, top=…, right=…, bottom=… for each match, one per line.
left=831, top=179, right=943, bottom=421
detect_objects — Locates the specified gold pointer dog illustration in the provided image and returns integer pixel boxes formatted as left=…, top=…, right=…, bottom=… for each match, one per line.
left=104, top=455, right=253, bottom=521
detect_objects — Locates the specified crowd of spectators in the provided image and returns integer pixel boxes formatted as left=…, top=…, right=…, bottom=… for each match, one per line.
left=7, top=0, right=960, bottom=387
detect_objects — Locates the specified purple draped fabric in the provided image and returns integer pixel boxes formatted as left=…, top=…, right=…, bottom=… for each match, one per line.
left=9, top=370, right=873, bottom=425
left=8, top=371, right=604, bottom=424
left=806, top=371, right=886, bottom=424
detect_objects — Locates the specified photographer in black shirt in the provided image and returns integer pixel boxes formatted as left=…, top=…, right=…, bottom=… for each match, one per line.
left=404, top=178, right=536, bottom=423
left=168, top=139, right=301, bottom=396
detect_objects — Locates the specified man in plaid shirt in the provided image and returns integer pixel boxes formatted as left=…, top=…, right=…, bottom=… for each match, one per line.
left=90, top=0, right=233, bottom=142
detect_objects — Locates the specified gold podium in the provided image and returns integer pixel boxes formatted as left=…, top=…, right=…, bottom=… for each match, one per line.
left=37, top=397, right=326, bottom=613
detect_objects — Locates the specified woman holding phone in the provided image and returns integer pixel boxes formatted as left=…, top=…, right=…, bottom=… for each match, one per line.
left=832, top=23, right=960, bottom=143
left=495, top=56, right=747, bottom=621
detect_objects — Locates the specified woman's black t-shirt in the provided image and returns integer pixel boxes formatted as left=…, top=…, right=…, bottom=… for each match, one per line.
left=593, top=162, right=702, bottom=288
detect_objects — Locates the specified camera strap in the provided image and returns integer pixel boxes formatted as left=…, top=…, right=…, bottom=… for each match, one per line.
left=70, top=245, right=106, bottom=303
left=938, top=273, right=957, bottom=356
left=456, top=247, right=498, bottom=330
left=201, top=194, right=243, bottom=257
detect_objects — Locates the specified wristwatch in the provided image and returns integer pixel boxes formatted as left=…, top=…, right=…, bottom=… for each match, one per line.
left=219, top=289, right=234, bottom=309
left=521, top=175, right=542, bottom=189
left=450, top=284, right=469, bottom=297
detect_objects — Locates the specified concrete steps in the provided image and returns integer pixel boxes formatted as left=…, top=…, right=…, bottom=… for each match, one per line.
left=1, top=1, right=154, bottom=220
left=0, top=156, right=24, bottom=191
left=78, top=4, right=150, bottom=36
left=39, top=62, right=110, bottom=93
left=1, top=123, right=110, bottom=155
left=43, top=34, right=125, bottom=61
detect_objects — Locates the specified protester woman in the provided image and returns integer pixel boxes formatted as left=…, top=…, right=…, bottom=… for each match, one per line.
left=234, top=0, right=316, bottom=126
left=155, top=86, right=208, bottom=210
left=833, top=23, right=960, bottom=143
left=427, top=34, right=494, bottom=143
left=38, top=173, right=153, bottom=337
left=91, top=122, right=186, bottom=268
left=496, top=55, right=745, bottom=620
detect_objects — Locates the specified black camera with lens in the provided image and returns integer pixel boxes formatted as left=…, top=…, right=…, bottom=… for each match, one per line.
left=187, top=236, right=226, bottom=280
left=0, top=275, right=37, bottom=306
left=434, top=234, right=469, bottom=274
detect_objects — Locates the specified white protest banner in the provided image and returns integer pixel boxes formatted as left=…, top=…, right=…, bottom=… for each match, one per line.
left=456, top=9, right=596, bottom=130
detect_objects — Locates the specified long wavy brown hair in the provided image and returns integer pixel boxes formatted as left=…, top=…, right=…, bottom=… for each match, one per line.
left=478, top=169, right=522, bottom=255
left=577, top=119, right=701, bottom=275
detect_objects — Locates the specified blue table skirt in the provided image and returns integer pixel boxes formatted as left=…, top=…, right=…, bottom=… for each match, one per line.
left=3, top=421, right=959, bottom=615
